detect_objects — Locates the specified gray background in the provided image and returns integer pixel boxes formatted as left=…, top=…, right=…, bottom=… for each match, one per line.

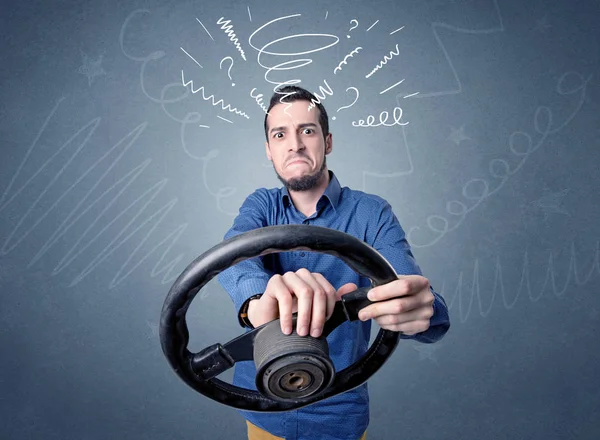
left=1, top=0, right=599, bottom=439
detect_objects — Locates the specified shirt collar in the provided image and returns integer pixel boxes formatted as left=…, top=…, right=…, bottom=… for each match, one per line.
left=281, top=170, right=342, bottom=212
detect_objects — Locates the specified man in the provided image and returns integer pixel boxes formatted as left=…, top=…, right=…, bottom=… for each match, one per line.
left=218, top=85, right=450, bottom=440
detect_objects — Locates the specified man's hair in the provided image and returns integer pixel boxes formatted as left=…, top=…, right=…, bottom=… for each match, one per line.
left=263, top=85, right=330, bottom=142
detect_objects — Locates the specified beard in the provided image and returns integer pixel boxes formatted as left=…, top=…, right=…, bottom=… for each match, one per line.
left=275, top=156, right=327, bottom=192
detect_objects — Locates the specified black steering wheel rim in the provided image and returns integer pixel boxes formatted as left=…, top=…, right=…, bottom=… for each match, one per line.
left=159, top=225, right=400, bottom=412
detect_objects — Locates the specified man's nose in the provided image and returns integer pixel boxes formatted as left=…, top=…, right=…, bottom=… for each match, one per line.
left=288, top=133, right=305, bottom=151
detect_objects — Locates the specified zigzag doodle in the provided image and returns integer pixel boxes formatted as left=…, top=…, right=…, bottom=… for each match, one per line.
left=181, top=70, right=250, bottom=119
left=216, top=17, right=247, bottom=61
left=365, top=44, right=400, bottom=78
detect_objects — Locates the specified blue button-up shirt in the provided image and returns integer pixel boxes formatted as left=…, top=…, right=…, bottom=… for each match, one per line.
left=218, top=171, right=450, bottom=440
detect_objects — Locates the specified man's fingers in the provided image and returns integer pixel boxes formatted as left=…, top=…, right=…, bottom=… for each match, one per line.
left=282, top=271, right=314, bottom=336
left=311, top=273, right=338, bottom=326
left=268, top=276, right=294, bottom=334
left=359, top=294, right=424, bottom=321
left=368, top=276, right=430, bottom=301
left=295, top=270, right=328, bottom=337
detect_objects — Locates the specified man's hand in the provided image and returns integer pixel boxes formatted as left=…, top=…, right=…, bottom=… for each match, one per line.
left=357, top=275, right=434, bottom=335
left=247, top=268, right=357, bottom=337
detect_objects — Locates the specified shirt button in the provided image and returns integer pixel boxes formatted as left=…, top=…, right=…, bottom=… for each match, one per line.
left=300, top=252, right=306, bottom=257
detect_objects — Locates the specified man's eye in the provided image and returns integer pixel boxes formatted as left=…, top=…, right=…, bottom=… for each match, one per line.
left=274, top=132, right=283, bottom=138
left=302, top=128, right=313, bottom=134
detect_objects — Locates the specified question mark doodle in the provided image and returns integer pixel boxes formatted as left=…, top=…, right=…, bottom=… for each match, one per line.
left=347, top=19, right=359, bottom=38
left=332, top=87, right=360, bottom=120
left=219, top=56, right=235, bottom=86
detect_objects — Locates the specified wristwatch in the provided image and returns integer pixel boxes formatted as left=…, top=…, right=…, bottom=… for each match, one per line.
left=238, top=293, right=263, bottom=329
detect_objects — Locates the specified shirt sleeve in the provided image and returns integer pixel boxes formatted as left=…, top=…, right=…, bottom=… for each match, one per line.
left=217, top=190, right=275, bottom=318
left=368, top=201, right=450, bottom=344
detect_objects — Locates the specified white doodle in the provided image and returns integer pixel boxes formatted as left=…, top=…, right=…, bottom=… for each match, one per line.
left=442, top=239, right=600, bottom=324
left=405, top=71, right=591, bottom=248
left=216, top=17, right=247, bottom=61
left=181, top=47, right=203, bottom=68
left=307, top=80, right=334, bottom=110
left=219, top=56, right=235, bottom=86
left=412, top=343, right=442, bottom=363
left=389, top=26, right=405, bottom=35
left=250, top=88, right=269, bottom=113
left=196, top=18, right=214, bottom=41
left=181, top=70, right=250, bottom=119
left=77, top=50, right=106, bottom=86
left=247, top=13, right=339, bottom=92
left=365, top=44, right=400, bottom=79
left=533, top=16, right=552, bottom=33
left=402, top=91, right=420, bottom=98
left=247, top=5, right=252, bottom=22
left=333, top=47, right=363, bottom=74
left=361, top=124, right=415, bottom=190
left=366, top=20, right=379, bottom=32
left=347, top=19, right=359, bottom=38
left=448, top=125, right=470, bottom=145
left=413, top=0, right=504, bottom=98
left=217, top=115, right=233, bottom=123
left=352, top=107, right=408, bottom=127
left=0, top=96, right=187, bottom=288
left=521, top=188, right=570, bottom=225
left=380, top=79, right=405, bottom=94
left=332, top=87, right=359, bottom=120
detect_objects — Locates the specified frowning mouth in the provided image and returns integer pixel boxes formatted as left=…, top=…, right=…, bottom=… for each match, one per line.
left=287, top=159, right=310, bottom=166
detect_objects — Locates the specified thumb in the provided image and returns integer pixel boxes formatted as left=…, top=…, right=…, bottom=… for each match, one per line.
left=336, top=282, right=358, bottom=300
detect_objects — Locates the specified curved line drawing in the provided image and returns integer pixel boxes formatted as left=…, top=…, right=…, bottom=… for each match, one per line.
left=414, top=0, right=504, bottom=98
left=334, top=47, right=362, bottom=74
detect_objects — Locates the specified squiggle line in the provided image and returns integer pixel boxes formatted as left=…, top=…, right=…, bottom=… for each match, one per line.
left=307, top=80, right=334, bottom=111
left=216, top=17, right=247, bottom=61
left=1, top=97, right=187, bottom=288
left=334, top=47, right=362, bottom=74
left=442, top=240, right=600, bottom=324
left=250, top=88, right=268, bottom=113
left=365, top=44, right=400, bottom=78
left=119, top=9, right=239, bottom=215
left=181, top=70, right=250, bottom=119
left=405, top=71, right=591, bottom=248
left=247, top=13, right=338, bottom=94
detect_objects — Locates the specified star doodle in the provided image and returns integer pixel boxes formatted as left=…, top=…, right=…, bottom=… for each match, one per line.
left=77, top=50, right=106, bottom=86
left=533, top=16, right=552, bottom=33
left=412, top=342, right=442, bottom=363
left=448, top=125, right=470, bottom=145
left=146, top=320, right=159, bottom=340
left=530, top=188, right=570, bottom=221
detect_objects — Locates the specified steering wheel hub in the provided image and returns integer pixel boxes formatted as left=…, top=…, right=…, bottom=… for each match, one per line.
left=254, top=317, right=334, bottom=401
left=159, top=225, right=402, bottom=412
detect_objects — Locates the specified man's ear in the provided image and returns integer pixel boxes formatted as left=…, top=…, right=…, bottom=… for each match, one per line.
left=265, top=141, right=272, bottom=161
left=325, top=132, right=333, bottom=155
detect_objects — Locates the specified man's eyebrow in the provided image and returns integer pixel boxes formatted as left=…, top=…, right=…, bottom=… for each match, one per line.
left=269, top=126, right=287, bottom=134
left=269, top=123, right=318, bottom=134
left=297, top=123, right=318, bottom=129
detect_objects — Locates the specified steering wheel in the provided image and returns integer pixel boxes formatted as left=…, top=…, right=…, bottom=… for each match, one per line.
left=159, top=225, right=401, bottom=412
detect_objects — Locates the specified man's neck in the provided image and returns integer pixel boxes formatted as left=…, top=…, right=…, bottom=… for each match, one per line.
left=288, top=170, right=330, bottom=217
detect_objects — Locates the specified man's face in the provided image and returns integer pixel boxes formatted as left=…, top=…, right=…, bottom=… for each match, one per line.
left=265, top=100, right=332, bottom=191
